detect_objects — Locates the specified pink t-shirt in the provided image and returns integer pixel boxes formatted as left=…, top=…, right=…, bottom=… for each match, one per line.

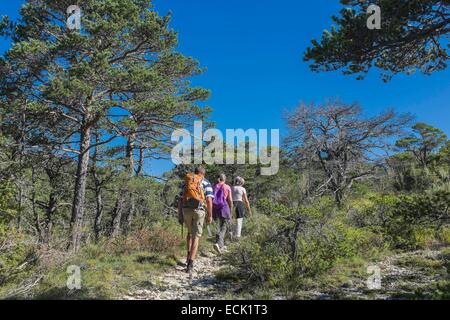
left=214, top=183, right=232, bottom=200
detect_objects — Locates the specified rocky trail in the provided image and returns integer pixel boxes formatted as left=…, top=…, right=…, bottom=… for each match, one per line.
left=316, top=248, right=449, bottom=300
left=123, top=247, right=449, bottom=300
left=123, top=250, right=235, bottom=300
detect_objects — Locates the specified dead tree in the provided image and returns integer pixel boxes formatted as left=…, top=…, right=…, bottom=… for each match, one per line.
left=285, top=100, right=412, bottom=205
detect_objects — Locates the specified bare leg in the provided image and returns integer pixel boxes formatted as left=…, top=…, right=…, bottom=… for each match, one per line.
left=186, top=233, right=192, bottom=262
left=189, top=236, right=200, bottom=261
left=215, top=218, right=228, bottom=248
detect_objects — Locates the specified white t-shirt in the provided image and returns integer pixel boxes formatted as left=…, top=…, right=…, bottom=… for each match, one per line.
left=232, top=186, right=247, bottom=202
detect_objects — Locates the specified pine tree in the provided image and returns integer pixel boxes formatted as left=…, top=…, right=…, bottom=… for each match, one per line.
left=0, top=0, right=210, bottom=251
left=304, top=0, right=449, bottom=81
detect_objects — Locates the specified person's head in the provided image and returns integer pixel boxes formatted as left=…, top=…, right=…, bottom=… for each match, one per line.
left=235, top=176, right=245, bottom=186
left=194, top=165, right=206, bottom=177
left=218, top=173, right=226, bottom=183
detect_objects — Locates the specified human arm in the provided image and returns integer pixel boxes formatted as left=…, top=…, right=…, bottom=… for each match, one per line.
left=206, top=196, right=213, bottom=224
left=243, top=192, right=252, bottom=217
left=203, top=179, right=214, bottom=224
left=227, top=187, right=233, bottom=210
left=227, top=188, right=234, bottom=222
left=177, top=183, right=185, bottom=224
left=177, top=197, right=184, bottom=224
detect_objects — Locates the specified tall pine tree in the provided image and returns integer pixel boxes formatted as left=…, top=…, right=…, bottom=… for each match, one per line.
left=0, top=0, right=210, bottom=251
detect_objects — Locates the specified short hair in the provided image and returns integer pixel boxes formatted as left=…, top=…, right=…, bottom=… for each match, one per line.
left=218, top=173, right=226, bottom=182
left=235, top=176, right=245, bottom=186
left=194, top=165, right=205, bottom=175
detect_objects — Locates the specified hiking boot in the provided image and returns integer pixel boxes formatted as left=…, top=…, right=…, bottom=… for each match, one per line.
left=185, top=252, right=190, bottom=266
left=186, top=259, right=194, bottom=273
left=213, top=243, right=222, bottom=255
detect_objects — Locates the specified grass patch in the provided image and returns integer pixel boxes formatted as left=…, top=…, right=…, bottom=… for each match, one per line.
left=32, top=245, right=179, bottom=299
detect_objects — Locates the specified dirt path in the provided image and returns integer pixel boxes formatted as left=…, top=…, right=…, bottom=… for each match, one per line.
left=364, top=248, right=447, bottom=299
left=122, top=247, right=449, bottom=300
left=123, top=251, right=234, bottom=300
left=327, top=248, right=449, bottom=300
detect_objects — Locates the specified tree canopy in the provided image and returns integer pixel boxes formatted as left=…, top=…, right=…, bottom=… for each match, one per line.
left=396, top=122, right=448, bottom=168
left=0, top=0, right=210, bottom=251
left=304, top=0, right=450, bottom=81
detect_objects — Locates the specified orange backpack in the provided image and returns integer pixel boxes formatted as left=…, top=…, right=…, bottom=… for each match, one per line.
left=183, top=173, right=205, bottom=208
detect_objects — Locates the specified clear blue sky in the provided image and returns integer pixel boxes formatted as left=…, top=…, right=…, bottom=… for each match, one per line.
left=2, top=0, right=450, bottom=175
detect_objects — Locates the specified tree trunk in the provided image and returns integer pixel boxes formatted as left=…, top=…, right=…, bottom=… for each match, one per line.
left=68, top=123, right=92, bottom=252
left=16, top=111, right=26, bottom=231
left=124, top=134, right=136, bottom=234
left=31, top=166, right=43, bottom=242
left=44, top=193, right=57, bottom=244
left=334, top=189, right=343, bottom=207
left=290, top=217, right=302, bottom=261
left=124, top=193, right=135, bottom=234
left=136, top=145, right=144, bottom=176
left=111, top=195, right=125, bottom=237
left=127, top=143, right=144, bottom=233
left=92, top=132, right=103, bottom=242
left=94, top=189, right=103, bottom=241
left=17, top=182, right=23, bottom=231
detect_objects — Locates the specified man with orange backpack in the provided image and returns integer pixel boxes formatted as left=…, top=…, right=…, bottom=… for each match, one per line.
left=178, top=165, right=213, bottom=273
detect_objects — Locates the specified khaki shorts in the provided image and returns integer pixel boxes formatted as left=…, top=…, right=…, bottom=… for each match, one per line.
left=183, top=207, right=206, bottom=238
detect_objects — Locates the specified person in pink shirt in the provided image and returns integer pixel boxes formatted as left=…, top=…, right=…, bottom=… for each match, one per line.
left=212, top=173, right=233, bottom=254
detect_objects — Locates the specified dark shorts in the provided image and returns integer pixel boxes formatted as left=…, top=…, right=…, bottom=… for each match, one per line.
left=234, top=201, right=245, bottom=219
left=213, top=203, right=231, bottom=220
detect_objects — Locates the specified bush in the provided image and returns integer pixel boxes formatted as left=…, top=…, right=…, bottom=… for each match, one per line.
left=385, top=190, right=449, bottom=249
left=346, top=193, right=399, bottom=228
left=438, top=226, right=450, bottom=244
left=0, top=180, right=17, bottom=224
left=348, top=190, right=450, bottom=249
left=411, top=227, right=437, bottom=248
left=29, top=220, right=183, bottom=299
left=226, top=198, right=355, bottom=291
left=390, top=158, right=436, bottom=192
left=341, top=226, right=387, bottom=258
left=107, top=221, right=181, bottom=255
left=226, top=188, right=449, bottom=295
left=0, top=226, right=38, bottom=291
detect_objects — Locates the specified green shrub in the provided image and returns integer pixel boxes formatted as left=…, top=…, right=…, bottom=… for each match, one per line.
left=386, top=190, right=449, bottom=249
left=0, top=180, right=17, bottom=224
left=227, top=188, right=449, bottom=295
left=226, top=198, right=354, bottom=291
left=341, top=226, right=387, bottom=258
left=0, top=226, right=38, bottom=291
left=347, top=193, right=399, bottom=228
left=411, top=227, right=437, bottom=248
left=438, top=226, right=450, bottom=244
left=32, top=222, right=183, bottom=300
left=349, top=190, right=450, bottom=249
left=107, top=220, right=181, bottom=255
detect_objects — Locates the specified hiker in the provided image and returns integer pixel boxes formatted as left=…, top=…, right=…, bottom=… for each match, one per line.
left=178, top=165, right=213, bottom=273
left=232, top=176, right=252, bottom=239
left=212, top=173, right=233, bottom=254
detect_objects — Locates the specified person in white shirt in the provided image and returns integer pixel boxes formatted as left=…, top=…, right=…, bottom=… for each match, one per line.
left=231, top=176, right=252, bottom=239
